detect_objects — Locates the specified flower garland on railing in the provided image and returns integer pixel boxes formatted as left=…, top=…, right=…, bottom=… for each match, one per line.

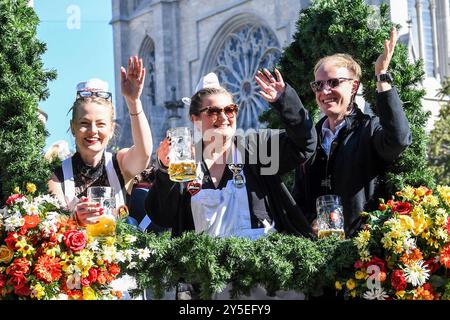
left=336, top=185, right=450, bottom=300
left=0, top=184, right=146, bottom=300
left=116, top=222, right=357, bottom=299
left=3, top=183, right=448, bottom=300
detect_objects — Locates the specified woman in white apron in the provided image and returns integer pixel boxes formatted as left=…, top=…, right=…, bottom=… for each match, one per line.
left=147, top=70, right=317, bottom=299
left=48, top=56, right=153, bottom=299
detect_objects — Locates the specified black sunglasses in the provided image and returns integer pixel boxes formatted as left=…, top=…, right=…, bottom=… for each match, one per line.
left=310, top=78, right=354, bottom=93
left=198, top=103, right=239, bottom=118
left=77, top=90, right=112, bottom=101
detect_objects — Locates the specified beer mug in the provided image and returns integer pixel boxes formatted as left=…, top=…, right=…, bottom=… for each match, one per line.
left=167, top=127, right=196, bottom=182
left=85, top=186, right=116, bottom=238
left=316, top=195, right=345, bottom=239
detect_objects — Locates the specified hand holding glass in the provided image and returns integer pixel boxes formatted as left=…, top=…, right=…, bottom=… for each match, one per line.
left=167, top=127, right=196, bottom=182
left=85, top=186, right=117, bottom=238
left=316, top=195, right=345, bottom=239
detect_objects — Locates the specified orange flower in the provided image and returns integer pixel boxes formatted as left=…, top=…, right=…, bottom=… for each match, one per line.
left=414, top=285, right=435, bottom=300
left=33, top=255, right=62, bottom=283
left=400, top=248, right=423, bottom=266
left=439, top=243, right=450, bottom=268
left=22, top=215, right=41, bottom=232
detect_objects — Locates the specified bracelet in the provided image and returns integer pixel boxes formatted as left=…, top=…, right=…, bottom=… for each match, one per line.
left=129, top=109, right=143, bottom=116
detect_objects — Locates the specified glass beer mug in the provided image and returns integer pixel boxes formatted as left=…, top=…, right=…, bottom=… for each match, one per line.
left=167, top=127, right=196, bottom=182
left=316, top=194, right=345, bottom=239
left=85, top=186, right=117, bottom=238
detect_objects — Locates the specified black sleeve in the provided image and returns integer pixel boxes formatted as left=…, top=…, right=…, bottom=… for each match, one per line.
left=262, top=84, right=317, bottom=175
left=145, top=168, right=183, bottom=228
left=372, top=87, right=412, bottom=162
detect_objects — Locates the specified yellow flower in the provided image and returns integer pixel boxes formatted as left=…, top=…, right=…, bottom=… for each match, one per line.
left=31, top=283, right=46, bottom=300
left=0, top=246, right=14, bottom=264
left=82, top=286, right=97, bottom=300
left=411, top=206, right=427, bottom=235
left=422, top=195, right=438, bottom=207
left=398, top=215, right=414, bottom=232
left=346, top=279, right=356, bottom=290
left=437, top=185, right=450, bottom=207
left=396, top=290, right=406, bottom=299
left=13, top=186, right=21, bottom=194
left=350, top=290, right=357, bottom=298
left=26, top=183, right=37, bottom=194
left=355, top=271, right=365, bottom=280
left=105, top=237, right=115, bottom=246
left=335, top=281, right=343, bottom=290
left=399, top=186, right=415, bottom=201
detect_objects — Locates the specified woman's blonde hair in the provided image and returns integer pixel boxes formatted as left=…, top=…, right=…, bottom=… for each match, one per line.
left=314, top=53, right=362, bottom=80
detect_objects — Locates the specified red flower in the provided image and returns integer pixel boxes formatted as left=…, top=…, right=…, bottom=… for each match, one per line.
left=97, top=271, right=108, bottom=285
left=108, top=263, right=120, bottom=277
left=67, top=290, right=83, bottom=300
left=390, top=270, right=407, bottom=291
left=439, top=243, right=450, bottom=269
left=21, top=215, right=41, bottom=232
left=63, top=230, right=86, bottom=252
left=13, top=284, right=31, bottom=297
left=0, top=274, right=7, bottom=290
left=364, top=256, right=387, bottom=273
left=392, top=202, right=412, bottom=215
left=6, top=258, right=31, bottom=277
left=33, top=255, right=62, bottom=283
left=354, top=260, right=364, bottom=269
left=87, top=268, right=98, bottom=284
left=386, top=200, right=397, bottom=208
left=8, top=274, right=28, bottom=288
left=5, top=194, right=24, bottom=206
left=5, top=232, right=20, bottom=250
left=80, top=277, right=91, bottom=287
left=424, top=258, right=440, bottom=274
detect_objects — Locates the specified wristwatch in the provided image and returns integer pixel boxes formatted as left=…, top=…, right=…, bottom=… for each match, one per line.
left=375, top=73, right=393, bottom=83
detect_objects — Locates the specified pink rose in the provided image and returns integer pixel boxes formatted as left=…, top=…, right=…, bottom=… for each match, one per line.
left=63, top=230, right=86, bottom=252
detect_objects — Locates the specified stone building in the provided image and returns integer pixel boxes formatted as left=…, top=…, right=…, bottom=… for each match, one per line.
left=111, top=0, right=450, bottom=152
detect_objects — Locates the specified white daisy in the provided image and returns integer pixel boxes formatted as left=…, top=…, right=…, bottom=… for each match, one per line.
left=22, top=203, right=39, bottom=216
left=363, top=287, right=389, bottom=300
left=4, top=213, right=25, bottom=231
left=128, top=261, right=137, bottom=269
left=115, top=251, right=127, bottom=263
left=86, top=239, right=100, bottom=252
left=403, top=237, right=417, bottom=253
left=402, top=260, right=430, bottom=287
left=137, top=248, right=151, bottom=261
left=124, top=234, right=137, bottom=244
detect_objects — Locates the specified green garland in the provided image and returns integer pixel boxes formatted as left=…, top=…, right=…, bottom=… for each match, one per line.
left=116, top=221, right=357, bottom=299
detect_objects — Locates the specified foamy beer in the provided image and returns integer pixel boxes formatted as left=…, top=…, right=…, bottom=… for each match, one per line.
left=85, top=186, right=117, bottom=238
left=167, top=127, right=196, bottom=182
left=316, top=195, right=345, bottom=240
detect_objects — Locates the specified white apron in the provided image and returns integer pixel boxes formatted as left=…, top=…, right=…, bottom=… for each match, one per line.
left=190, top=158, right=304, bottom=300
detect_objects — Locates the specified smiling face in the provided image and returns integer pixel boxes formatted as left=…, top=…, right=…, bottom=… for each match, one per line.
left=314, top=63, right=357, bottom=122
left=71, top=100, right=115, bottom=159
left=191, top=92, right=237, bottom=140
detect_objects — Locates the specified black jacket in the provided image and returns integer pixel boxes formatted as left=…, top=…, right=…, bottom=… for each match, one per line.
left=145, top=84, right=317, bottom=238
left=292, top=87, right=412, bottom=237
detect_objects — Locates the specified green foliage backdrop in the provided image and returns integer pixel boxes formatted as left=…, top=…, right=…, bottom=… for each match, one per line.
left=0, top=0, right=56, bottom=202
left=260, top=0, right=434, bottom=193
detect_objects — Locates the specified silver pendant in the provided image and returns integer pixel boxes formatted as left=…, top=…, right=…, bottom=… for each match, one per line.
left=233, top=174, right=245, bottom=188
left=228, top=163, right=243, bottom=176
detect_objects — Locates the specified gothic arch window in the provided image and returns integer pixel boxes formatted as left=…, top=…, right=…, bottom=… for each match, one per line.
left=139, top=36, right=156, bottom=114
left=202, top=18, right=282, bottom=130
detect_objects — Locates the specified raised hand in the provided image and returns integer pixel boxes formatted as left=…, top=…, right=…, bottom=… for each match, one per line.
left=254, top=68, right=286, bottom=103
left=157, top=137, right=171, bottom=168
left=121, top=55, right=146, bottom=102
left=74, top=197, right=103, bottom=226
left=375, top=27, right=398, bottom=74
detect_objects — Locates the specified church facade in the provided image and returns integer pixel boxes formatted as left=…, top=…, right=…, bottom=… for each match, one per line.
left=111, top=0, right=449, bottom=152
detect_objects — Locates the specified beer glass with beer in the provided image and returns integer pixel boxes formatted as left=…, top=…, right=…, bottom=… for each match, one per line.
left=85, top=186, right=117, bottom=238
left=316, top=194, right=345, bottom=239
left=167, top=127, right=196, bottom=182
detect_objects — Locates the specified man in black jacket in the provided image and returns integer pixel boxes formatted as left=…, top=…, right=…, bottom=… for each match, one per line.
left=292, top=28, right=411, bottom=237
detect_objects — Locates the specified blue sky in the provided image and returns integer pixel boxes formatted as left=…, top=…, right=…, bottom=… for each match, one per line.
left=34, top=0, right=115, bottom=151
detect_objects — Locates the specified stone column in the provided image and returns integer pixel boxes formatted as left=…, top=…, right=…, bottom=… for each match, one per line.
left=415, top=0, right=426, bottom=61
left=429, top=0, right=439, bottom=78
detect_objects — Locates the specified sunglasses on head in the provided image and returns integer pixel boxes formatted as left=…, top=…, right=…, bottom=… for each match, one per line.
left=77, top=90, right=112, bottom=101
left=198, top=103, right=239, bottom=118
left=310, top=78, right=354, bottom=93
